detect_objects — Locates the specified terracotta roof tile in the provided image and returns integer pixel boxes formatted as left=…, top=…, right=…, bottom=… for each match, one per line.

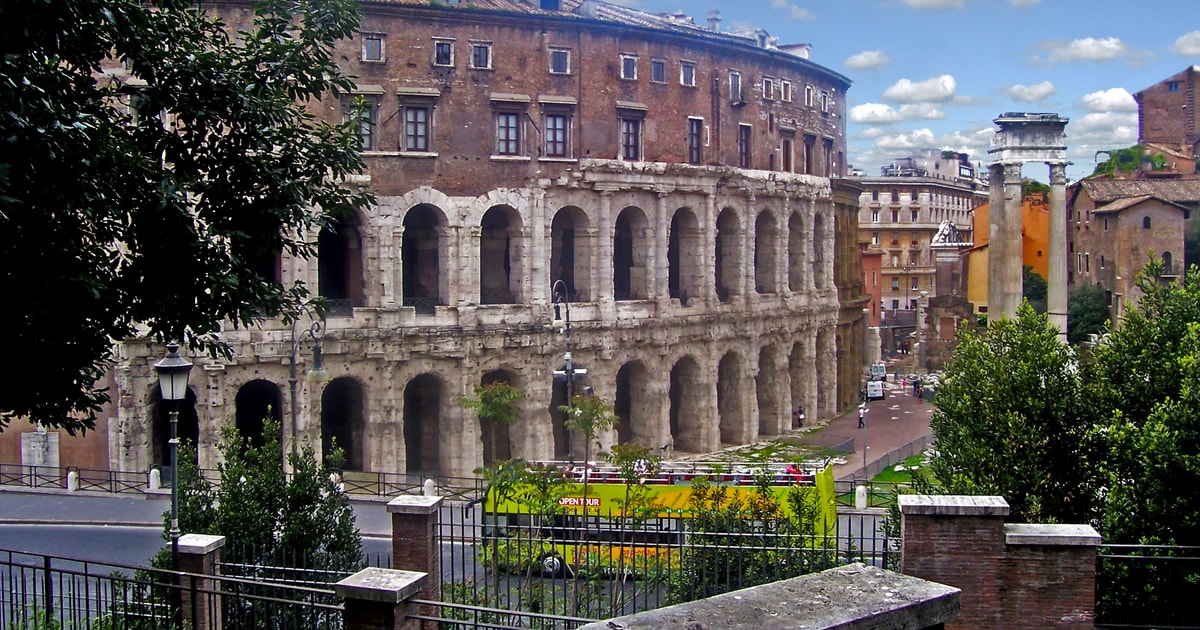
left=1078, top=176, right=1200, bottom=205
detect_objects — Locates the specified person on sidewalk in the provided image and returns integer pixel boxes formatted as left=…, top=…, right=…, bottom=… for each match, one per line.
left=858, top=404, right=866, bottom=428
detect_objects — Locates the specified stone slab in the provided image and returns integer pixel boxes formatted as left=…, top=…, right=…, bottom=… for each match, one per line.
left=176, top=534, right=225, bottom=555
left=335, top=568, right=427, bottom=604
left=1005, top=523, right=1102, bottom=547
left=898, top=494, right=1010, bottom=517
left=577, top=563, right=960, bottom=630
left=387, top=495, right=443, bottom=515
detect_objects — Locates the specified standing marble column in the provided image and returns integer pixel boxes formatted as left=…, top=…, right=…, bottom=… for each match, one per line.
left=1048, top=162, right=1069, bottom=342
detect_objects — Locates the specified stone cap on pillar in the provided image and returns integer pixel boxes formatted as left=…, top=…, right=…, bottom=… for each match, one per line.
left=1005, top=523, right=1102, bottom=547
left=176, top=534, right=226, bottom=555
left=335, top=567, right=428, bottom=604
left=387, top=495, right=443, bottom=515
left=898, top=495, right=1010, bottom=517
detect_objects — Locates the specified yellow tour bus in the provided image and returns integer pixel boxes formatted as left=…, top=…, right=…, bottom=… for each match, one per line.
left=474, top=460, right=838, bottom=578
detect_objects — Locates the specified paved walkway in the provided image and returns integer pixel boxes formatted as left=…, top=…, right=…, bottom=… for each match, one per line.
left=822, top=376, right=934, bottom=481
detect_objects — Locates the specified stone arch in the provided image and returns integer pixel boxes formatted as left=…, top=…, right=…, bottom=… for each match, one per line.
left=1163, top=251, right=1174, bottom=275
left=234, top=379, right=283, bottom=451
left=788, top=342, right=808, bottom=428
left=403, top=373, right=444, bottom=476
left=717, top=350, right=751, bottom=445
left=402, top=204, right=448, bottom=314
left=151, top=385, right=199, bottom=479
left=318, top=209, right=365, bottom=316
left=321, top=377, right=366, bottom=470
left=754, top=210, right=779, bottom=294
left=478, top=369, right=521, bottom=467
left=669, top=355, right=705, bottom=453
left=479, top=205, right=524, bottom=304
left=550, top=206, right=593, bottom=302
left=787, top=211, right=806, bottom=292
left=715, top=208, right=743, bottom=302
left=613, top=206, right=649, bottom=301
left=615, top=360, right=655, bottom=445
left=756, top=346, right=783, bottom=436
left=668, top=208, right=703, bottom=306
left=812, top=211, right=829, bottom=289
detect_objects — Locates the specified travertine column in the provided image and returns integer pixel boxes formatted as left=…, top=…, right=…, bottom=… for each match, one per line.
left=989, top=163, right=1024, bottom=319
left=703, top=192, right=717, bottom=304
left=653, top=192, right=668, bottom=301
left=1048, top=162, right=1068, bottom=342
left=597, top=191, right=614, bottom=306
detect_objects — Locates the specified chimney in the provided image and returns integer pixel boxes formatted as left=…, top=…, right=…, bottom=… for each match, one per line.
left=707, top=8, right=721, bottom=32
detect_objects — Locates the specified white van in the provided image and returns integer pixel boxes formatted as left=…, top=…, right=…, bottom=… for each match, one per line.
left=870, top=362, right=887, bottom=382
left=866, top=380, right=885, bottom=401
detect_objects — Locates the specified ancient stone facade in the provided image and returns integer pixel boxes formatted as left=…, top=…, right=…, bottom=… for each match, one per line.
left=101, top=0, right=866, bottom=479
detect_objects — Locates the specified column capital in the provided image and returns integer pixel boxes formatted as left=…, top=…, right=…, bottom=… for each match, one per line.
left=1048, top=162, right=1068, bottom=185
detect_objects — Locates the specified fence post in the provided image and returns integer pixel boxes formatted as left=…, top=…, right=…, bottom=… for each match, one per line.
left=336, top=567, right=427, bottom=630
left=175, top=534, right=225, bottom=630
left=388, top=496, right=443, bottom=602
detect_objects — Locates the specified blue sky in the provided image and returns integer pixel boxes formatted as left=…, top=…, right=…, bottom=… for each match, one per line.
left=618, top=0, right=1200, bottom=182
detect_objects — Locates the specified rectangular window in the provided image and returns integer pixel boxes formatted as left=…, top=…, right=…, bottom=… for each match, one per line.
left=911, top=209, right=919, bottom=222
left=1168, top=81, right=1180, bottom=92
left=781, top=80, right=793, bottom=102
left=651, top=59, right=667, bottom=83
left=871, top=210, right=879, bottom=223
left=343, top=96, right=379, bottom=151
left=738, top=124, right=752, bottom=168
left=687, top=117, right=703, bottom=165
left=470, top=42, right=492, bottom=69
left=550, top=47, right=571, bottom=74
left=805, top=85, right=814, bottom=107
left=911, top=277, right=919, bottom=291
left=544, top=112, right=570, bottom=158
left=433, top=39, right=454, bottom=66
left=891, top=278, right=900, bottom=290
left=730, top=71, right=743, bottom=103
left=781, top=138, right=793, bottom=172
left=620, top=117, right=642, bottom=161
left=620, top=54, right=637, bottom=80
left=820, top=91, right=830, bottom=112
left=891, top=210, right=898, bottom=222
left=495, top=112, right=520, bottom=155
left=404, top=106, right=430, bottom=152
left=762, top=77, right=775, bottom=101
left=871, top=232, right=879, bottom=245
left=803, top=136, right=815, bottom=174
left=680, top=61, right=696, bottom=87
left=362, top=33, right=384, bottom=63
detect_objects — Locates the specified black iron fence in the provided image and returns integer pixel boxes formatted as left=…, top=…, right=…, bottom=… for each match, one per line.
left=1, top=548, right=342, bottom=630
left=1095, top=544, right=1200, bottom=629
left=437, top=501, right=897, bottom=622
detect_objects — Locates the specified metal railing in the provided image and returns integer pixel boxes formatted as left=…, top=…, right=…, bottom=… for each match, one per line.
left=0, top=464, right=68, bottom=491
left=1, top=548, right=342, bottom=630
left=1095, top=544, right=1200, bottom=629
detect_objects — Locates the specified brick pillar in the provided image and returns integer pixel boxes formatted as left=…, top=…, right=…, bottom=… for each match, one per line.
left=389, top=495, right=443, bottom=603
left=899, top=495, right=1009, bottom=629
left=336, top=567, right=427, bottom=630
left=1003, top=524, right=1100, bottom=628
left=175, top=534, right=225, bottom=630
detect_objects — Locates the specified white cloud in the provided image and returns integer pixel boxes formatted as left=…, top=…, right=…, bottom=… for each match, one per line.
left=1069, top=112, right=1139, bottom=145
left=1040, top=37, right=1130, bottom=64
left=902, top=0, right=965, bottom=9
left=769, top=0, right=816, bottom=20
left=1080, top=88, right=1137, bottom=113
left=876, top=129, right=938, bottom=150
left=1172, top=31, right=1200, bottom=56
left=845, top=50, right=891, bottom=71
left=882, top=75, right=957, bottom=103
left=1007, top=81, right=1057, bottom=103
left=849, top=103, right=945, bottom=124
left=860, top=128, right=886, bottom=139
left=1007, top=0, right=1040, bottom=6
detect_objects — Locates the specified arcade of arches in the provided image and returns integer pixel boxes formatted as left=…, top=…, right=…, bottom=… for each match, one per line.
left=114, top=163, right=867, bottom=479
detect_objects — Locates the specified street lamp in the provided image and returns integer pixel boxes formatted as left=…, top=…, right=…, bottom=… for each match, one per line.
left=551, top=279, right=586, bottom=464
left=154, top=341, right=193, bottom=571
left=289, top=301, right=327, bottom=456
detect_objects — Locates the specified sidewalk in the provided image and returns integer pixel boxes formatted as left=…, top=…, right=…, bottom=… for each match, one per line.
left=809, top=377, right=934, bottom=482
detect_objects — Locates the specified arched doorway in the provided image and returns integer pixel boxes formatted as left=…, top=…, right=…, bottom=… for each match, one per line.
left=669, top=356, right=703, bottom=452
left=715, top=209, right=741, bottom=302
left=615, top=361, right=654, bottom=445
left=613, top=207, right=649, bottom=300
left=550, top=207, right=592, bottom=301
left=478, top=370, right=519, bottom=467
left=152, top=387, right=199, bottom=481
left=480, top=206, right=522, bottom=304
left=717, top=351, right=749, bottom=445
left=788, top=212, right=806, bottom=292
left=754, top=211, right=778, bottom=293
left=757, top=347, right=782, bottom=436
left=403, top=374, right=443, bottom=476
left=813, top=212, right=828, bottom=289
left=235, top=379, right=282, bottom=451
left=318, top=212, right=364, bottom=316
left=321, top=377, right=366, bottom=470
left=403, top=205, right=444, bottom=314
left=668, top=208, right=702, bottom=306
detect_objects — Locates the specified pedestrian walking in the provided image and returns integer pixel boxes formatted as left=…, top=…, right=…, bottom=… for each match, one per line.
left=858, top=404, right=866, bottom=428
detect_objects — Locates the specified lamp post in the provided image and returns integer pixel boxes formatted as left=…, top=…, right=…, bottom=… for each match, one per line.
left=550, top=279, right=585, bottom=464
left=289, top=301, right=327, bottom=457
left=154, top=342, right=193, bottom=571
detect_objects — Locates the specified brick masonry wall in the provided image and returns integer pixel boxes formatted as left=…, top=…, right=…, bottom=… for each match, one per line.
left=902, top=513, right=1007, bottom=629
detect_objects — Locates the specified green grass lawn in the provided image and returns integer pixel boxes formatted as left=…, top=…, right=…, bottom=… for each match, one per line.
left=872, top=454, right=928, bottom=484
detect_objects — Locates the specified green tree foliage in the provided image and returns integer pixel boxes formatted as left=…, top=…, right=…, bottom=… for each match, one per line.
left=165, top=417, right=363, bottom=572
left=0, top=0, right=374, bottom=433
left=1022, top=179, right=1050, bottom=196
left=1067, top=282, right=1110, bottom=345
left=1022, top=265, right=1047, bottom=313
left=461, top=381, right=524, bottom=467
left=1083, top=261, right=1200, bottom=545
left=926, top=302, right=1099, bottom=523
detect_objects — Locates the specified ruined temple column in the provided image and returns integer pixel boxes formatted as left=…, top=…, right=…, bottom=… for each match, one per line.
left=1048, top=162, right=1068, bottom=342
left=988, top=163, right=1024, bottom=319
left=652, top=192, right=668, bottom=301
